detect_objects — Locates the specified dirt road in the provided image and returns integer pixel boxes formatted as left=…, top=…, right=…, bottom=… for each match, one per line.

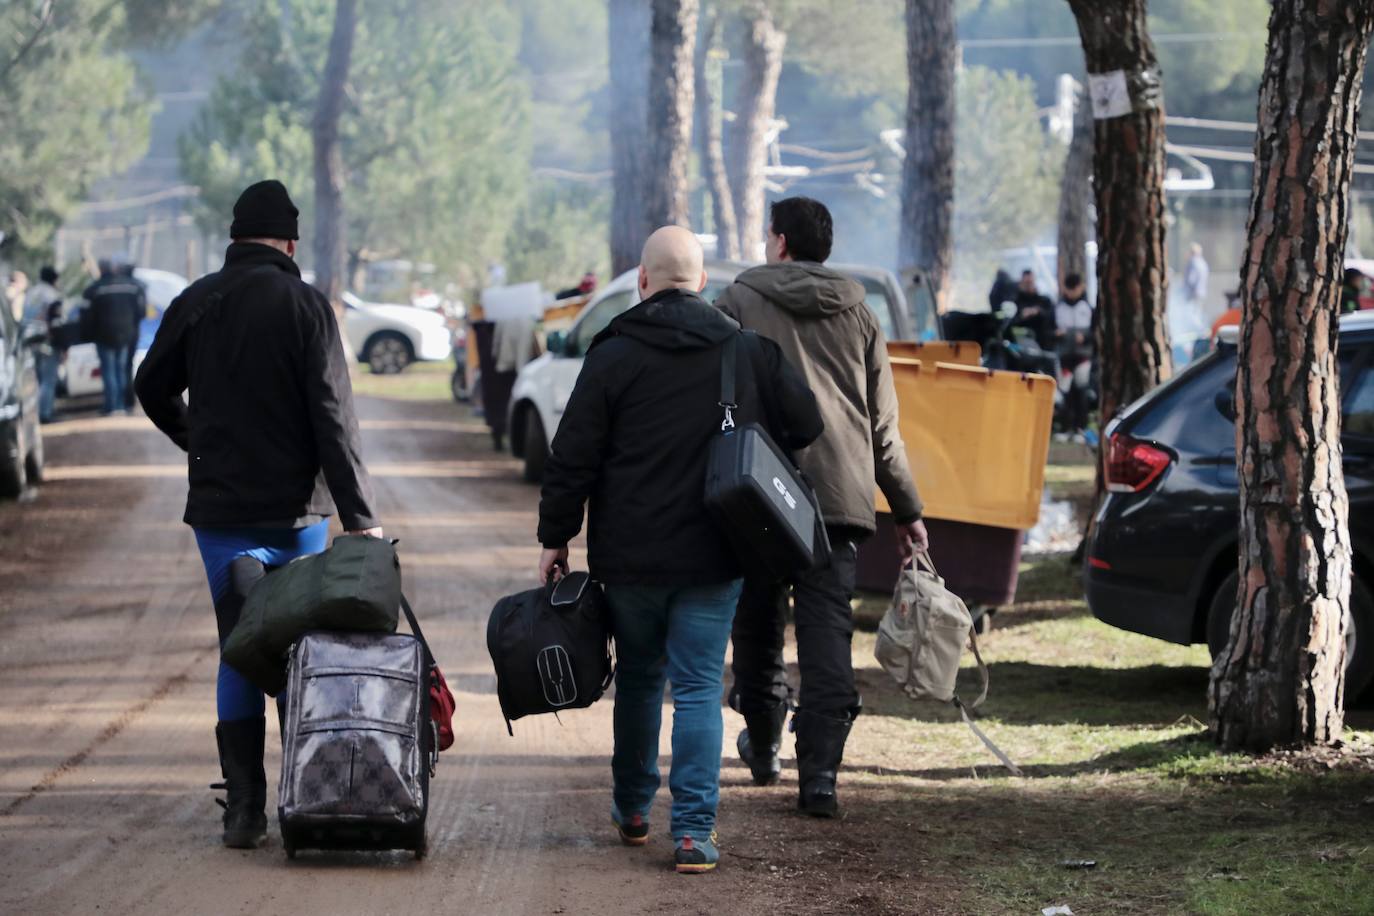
left=0, top=396, right=882, bottom=916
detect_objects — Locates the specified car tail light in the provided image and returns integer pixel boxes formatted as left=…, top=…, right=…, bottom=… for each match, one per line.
left=1104, top=432, right=1172, bottom=493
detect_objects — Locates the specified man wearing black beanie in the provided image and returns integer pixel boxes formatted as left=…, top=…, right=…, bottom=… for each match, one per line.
left=135, top=179, right=381, bottom=849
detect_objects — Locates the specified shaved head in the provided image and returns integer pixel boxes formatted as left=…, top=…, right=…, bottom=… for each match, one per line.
left=638, top=225, right=707, bottom=299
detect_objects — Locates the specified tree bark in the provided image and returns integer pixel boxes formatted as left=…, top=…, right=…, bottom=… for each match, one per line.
left=1056, top=82, right=1093, bottom=291
left=899, top=0, right=955, bottom=313
left=311, top=0, right=356, bottom=315
left=726, top=2, right=785, bottom=261
left=608, top=0, right=653, bottom=275
left=643, top=0, right=699, bottom=232
left=1066, top=0, right=1172, bottom=430
left=695, top=8, right=740, bottom=261
left=1209, top=0, right=1373, bottom=752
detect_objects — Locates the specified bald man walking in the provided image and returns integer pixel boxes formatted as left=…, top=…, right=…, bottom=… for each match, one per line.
left=537, top=227, right=822, bottom=873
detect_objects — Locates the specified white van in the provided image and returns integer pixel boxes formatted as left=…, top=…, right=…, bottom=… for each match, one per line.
left=507, top=260, right=928, bottom=482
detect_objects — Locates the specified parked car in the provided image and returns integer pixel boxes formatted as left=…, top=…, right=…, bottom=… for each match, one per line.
left=62, top=268, right=189, bottom=399
left=342, top=291, right=452, bottom=374
left=1084, top=311, right=1374, bottom=697
left=0, top=300, right=44, bottom=496
left=507, top=260, right=930, bottom=483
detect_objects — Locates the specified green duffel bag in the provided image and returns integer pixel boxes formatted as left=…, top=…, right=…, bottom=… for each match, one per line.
left=222, top=534, right=402, bottom=695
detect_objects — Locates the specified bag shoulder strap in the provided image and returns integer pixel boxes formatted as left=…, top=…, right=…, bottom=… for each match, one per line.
left=185, top=265, right=277, bottom=330
left=718, top=332, right=739, bottom=431
left=399, top=593, right=435, bottom=665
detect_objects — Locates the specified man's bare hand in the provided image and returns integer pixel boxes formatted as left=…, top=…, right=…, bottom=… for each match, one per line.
left=896, top=519, right=929, bottom=561
left=539, top=546, right=570, bottom=583
left=347, top=526, right=384, bottom=539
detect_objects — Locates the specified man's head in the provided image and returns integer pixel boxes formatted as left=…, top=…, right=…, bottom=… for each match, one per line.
left=230, top=180, right=300, bottom=257
left=1190, top=243, right=1204, bottom=259
left=39, top=266, right=58, bottom=286
left=1019, top=270, right=1037, bottom=293
left=767, top=197, right=833, bottom=264
left=97, top=258, right=112, bottom=278
left=638, top=226, right=706, bottom=299
left=1062, top=272, right=1083, bottom=296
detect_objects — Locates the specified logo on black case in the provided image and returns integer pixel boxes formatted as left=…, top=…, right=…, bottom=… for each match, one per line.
left=537, top=645, right=578, bottom=706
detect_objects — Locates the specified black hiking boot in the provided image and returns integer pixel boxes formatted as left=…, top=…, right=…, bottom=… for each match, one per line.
left=213, top=717, right=268, bottom=849
left=736, top=701, right=789, bottom=787
left=794, top=707, right=858, bottom=819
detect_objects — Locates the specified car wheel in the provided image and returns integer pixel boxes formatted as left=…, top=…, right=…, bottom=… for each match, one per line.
left=0, top=425, right=27, bottom=499
left=1208, top=569, right=1374, bottom=697
left=522, top=409, right=548, bottom=484
left=366, top=333, right=413, bottom=375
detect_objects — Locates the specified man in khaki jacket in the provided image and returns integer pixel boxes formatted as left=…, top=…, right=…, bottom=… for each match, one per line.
left=719, top=196, right=927, bottom=818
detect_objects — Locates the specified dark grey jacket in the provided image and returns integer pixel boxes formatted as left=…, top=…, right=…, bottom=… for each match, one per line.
left=135, top=242, right=378, bottom=530
left=716, top=262, right=923, bottom=530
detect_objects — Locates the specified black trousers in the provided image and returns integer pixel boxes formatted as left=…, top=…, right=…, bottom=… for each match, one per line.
left=729, top=529, right=863, bottom=719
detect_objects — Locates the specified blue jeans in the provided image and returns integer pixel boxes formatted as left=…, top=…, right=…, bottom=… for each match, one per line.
left=96, top=344, right=131, bottom=415
left=36, top=351, right=57, bottom=421
left=194, top=523, right=330, bottom=721
left=606, top=578, right=743, bottom=841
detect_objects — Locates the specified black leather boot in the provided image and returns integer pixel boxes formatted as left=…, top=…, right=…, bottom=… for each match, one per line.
left=736, top=700, right=789, bottom=786
left=213, top=717, right=268, bottom=849
left=793, top=707, right=858, bottom=819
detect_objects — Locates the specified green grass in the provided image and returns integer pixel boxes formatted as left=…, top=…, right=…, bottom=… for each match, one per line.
left=837, top=549, right=1374, bottom=914
left=350, top=359, right=454, bottom=401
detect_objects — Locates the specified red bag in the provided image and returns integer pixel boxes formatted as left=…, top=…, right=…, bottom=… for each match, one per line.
left=401, top=595, right=457, bottom=754
left=429, top=664, right=456, bottom=751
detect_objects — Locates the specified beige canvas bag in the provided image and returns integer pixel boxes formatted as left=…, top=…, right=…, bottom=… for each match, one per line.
left=874, top=550, right=1020, bottom=775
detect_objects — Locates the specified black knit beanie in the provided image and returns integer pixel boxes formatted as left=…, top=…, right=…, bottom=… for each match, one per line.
left=229, top=180, right=299, bottom=241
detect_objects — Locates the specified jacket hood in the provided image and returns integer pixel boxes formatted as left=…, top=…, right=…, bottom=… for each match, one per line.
left=735, top=262, right=865, bottom=317
left=594, top=287, right=738, bottom=352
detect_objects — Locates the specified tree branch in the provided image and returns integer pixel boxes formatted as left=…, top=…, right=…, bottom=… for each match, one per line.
left=0, top=0, right=56, bottom=87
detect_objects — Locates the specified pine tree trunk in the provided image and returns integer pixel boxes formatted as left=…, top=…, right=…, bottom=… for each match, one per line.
left=1209, top=0, right=1373, bottom=752
left=311, top=0, right=356, bottom=315
left=1056, top=83, right=1093, bottom=290
left=643, top=0, right=699, bottom=232
left=899, top=0, right=955, bottom=314
left=1066, top=0, right=1171, bottom=429
left=609, top=0, right=652, bottom=275
left=726, top=2, right=784, bottom=261
left=695, top=8, right=740, bottom=261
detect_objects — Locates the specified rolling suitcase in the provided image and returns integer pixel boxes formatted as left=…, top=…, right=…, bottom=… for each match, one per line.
left=277, top=598, right=439, bottom=860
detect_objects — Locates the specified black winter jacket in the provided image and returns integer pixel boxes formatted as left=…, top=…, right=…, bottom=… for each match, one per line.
left=83, top=274, right=146, bottom=349
left=135, top=243, right=378, bottom=530
left=537, top=287, right=824, bottom=586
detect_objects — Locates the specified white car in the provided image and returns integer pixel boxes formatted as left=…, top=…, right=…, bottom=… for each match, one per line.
left=341, top=291, right=452, bottom=374
left=62, top=268, right=189, bottom=398
left=507, top=260, right=924, bottom=482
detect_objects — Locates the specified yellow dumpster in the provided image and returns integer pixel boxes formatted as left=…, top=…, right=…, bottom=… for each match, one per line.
left=876, top=360, right=1054, bottom=530
left=886, top=340, right=981, bottom=367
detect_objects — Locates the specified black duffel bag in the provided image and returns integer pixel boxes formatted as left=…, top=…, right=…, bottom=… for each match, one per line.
left=222, top=534, right=402, bottom=695
left=486, top=571, right=614, bottom=734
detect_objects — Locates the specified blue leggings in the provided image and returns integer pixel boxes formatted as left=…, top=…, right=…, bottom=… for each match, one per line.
left=194, top=523, right=329, bottom=721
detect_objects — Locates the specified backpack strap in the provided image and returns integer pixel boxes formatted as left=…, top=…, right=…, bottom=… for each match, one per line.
left=954, top=695, right=1022, bottom=777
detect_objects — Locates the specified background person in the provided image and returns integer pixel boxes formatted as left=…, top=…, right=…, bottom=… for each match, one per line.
left=83, top=255, right=144, bottom=416
left=716, top=197, right=926, bottom=819
left=1055, top=273, right=1094, bottom=435
left=23, top=266, right=63, bottom=422
left=536, top=226, right=822, bottom=874
left=136, top=179, right=381, bottom=850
